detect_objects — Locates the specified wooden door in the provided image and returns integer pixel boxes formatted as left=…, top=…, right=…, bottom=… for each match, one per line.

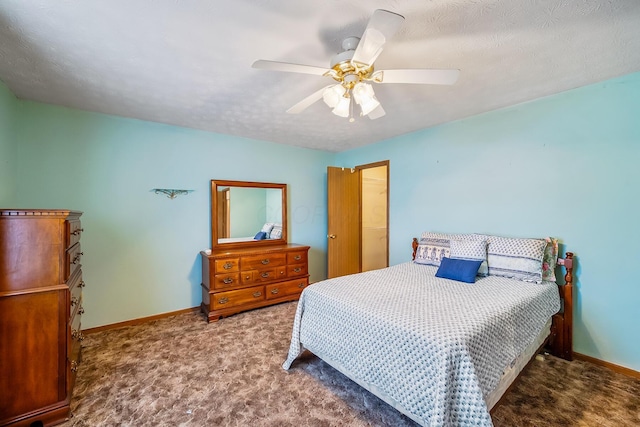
left=327, top=167, right=361, bottom=278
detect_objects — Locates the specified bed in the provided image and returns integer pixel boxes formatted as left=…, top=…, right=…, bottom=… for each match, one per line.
left=282, top=232, right=574, bottom=426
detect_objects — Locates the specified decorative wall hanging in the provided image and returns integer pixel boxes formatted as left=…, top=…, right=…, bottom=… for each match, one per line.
left=151, top=189, right=194, bottom=199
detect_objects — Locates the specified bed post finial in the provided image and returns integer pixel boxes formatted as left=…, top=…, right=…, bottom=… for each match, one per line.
left=412, top=238, right=419, bottom=260
left=564, top=252, right=574, bottom=286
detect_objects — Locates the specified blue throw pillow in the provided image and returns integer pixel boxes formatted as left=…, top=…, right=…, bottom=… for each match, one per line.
left=435, top=257, right=483, bottom=283
left=254, top=231, right=267, bottom=240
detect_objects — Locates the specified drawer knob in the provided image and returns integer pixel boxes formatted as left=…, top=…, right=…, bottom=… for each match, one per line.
left=223, top=277, right=234, bottom=284
left=293, top=267, right=302, bottom=273
left=223, top=262, right=233, bottom=270
left=71, top=296, right=79, bottom=306
left=298, top=282, right=305, bottom=288
left=253, top=291, right=262, bottom=298
left=261, top=259, right=270, bottom=265
left=70, top=360, right=79, bottom=373
left=271, top=289, right=279, bottom=295
left=294, top=255, right=301, bottom=261
left=78, top=306, right=85, bottom=315
left=72, top=329, right=85, bottom=341
left=218, top=297, right=229, bottom=305
left=72, top=252, right=84, bottom=264
left=79, top=280, right=86, bottom=288
left=261, top=272, right=270, bottom=278
left=71, top=228, right=84, bottom=236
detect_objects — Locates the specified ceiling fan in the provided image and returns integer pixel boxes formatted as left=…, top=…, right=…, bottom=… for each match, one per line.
left=252, top=9, right=460, bottom=121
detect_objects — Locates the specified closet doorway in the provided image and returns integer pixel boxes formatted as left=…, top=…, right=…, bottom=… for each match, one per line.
left=327, top=161, right=389, bottom=278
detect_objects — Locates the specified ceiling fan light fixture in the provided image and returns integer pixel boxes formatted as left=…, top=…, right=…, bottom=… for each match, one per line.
left=322, top=84, right=346, bottom=108
left=359, top=96, right=381, bottom=116
left=332, top=94, right=350, bottom=118
left=352, top=82, right=380, bottom=116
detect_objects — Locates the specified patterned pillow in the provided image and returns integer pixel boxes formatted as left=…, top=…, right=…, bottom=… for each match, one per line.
left=260, top=223, right=275, bottom=234
left=420, top=231, right=476, bottom=241
left=485, top=235, right=547, bottom=283
left=414, top=237, right=450, bottom=266
left=542, top=237, right=559, bottom=282
left=415, top=232, right=483, bottom=267
left=269, top=224, right=282, bottom=239
left=450, top=239, right=488, bottom=276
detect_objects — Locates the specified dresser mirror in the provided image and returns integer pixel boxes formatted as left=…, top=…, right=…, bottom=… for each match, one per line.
left=211, top=180, right=287, bottom=250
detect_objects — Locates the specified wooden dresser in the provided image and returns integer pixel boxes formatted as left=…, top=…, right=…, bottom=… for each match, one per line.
left=0, top=209, right=84, bottom=427
left=201, top=244, right=310, bottom=322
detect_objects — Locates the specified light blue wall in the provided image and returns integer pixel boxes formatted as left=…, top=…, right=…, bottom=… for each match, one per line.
left=5, top=72, right=639, bottom=371
left=8, top=100, right=333, bottom=329
left=336, top=72, right=640, bottom=372
left=0, top=81, right=16, bottom=202
left=228, top=187, right=266, bottom=237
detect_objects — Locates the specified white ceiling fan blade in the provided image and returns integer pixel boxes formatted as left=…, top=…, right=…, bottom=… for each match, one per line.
left=367, top=104, right=386, bottom=120
left=286, top=85, right=334, bottom=114
left=252, top=60, right=330, bottom=76
left=351, top=9, right=404, bottom=67
left=372, top=69, right=460, bottom=85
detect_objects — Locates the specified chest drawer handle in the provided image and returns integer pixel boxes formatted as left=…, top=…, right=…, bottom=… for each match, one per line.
left=71, top=360, right=79, bottom=373
left=72, top=329, right=85, bottom=341
left=78, top=306, right=85, bottom=315
left=71, top=228, right=84, bottom=236
left=79, top=280, right=86, bottom=288
left=223, top=262, right=233, bottom=270
left=253, top=291, right=262, bottom=298
left=71, top=296, right=79, bottom=306
left=223, top=277, right=234, bottom=284
left=218, top=297, right=229, bottom=305
left=270, top=288, right=279, bottom=295
left=293, top=267, right=302, bottom=273
left=261, top=259, right=270, bottom=265
left=261, top=272, right=270, bottom=278
left=294, top=255, right=301, bottom=261
left=298, top=282, right=305, bottom=288
left=72, top=253, right=83, bottom=264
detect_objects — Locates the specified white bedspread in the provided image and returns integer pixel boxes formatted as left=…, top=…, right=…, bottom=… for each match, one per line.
left=283, top=262, right=560, bottom=426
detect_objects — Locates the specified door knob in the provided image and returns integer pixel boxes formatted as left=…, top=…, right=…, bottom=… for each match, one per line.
left=328, top=234, right=336, bottom=239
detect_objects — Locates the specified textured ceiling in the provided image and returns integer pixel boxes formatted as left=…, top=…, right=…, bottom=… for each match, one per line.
left=1, top=1, right=639, bottom=152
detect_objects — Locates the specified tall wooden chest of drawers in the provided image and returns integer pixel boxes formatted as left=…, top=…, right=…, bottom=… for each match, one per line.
left=201, top=244, right=310, bottom=322
left=0, top=209, right=84, bottom=427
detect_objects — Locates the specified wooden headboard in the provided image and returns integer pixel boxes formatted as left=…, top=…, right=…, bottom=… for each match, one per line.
left=411, top=237, right=574, bottom=361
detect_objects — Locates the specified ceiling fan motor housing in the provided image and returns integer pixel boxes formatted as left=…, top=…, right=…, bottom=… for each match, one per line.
left=329, top=37, right=374, bottom=88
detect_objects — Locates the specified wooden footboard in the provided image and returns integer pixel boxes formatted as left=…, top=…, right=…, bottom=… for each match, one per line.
left=411, top=238, right=574, bottom=361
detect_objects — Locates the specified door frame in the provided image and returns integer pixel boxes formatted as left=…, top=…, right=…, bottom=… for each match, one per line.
left=356, top=160, right=389, bottom=269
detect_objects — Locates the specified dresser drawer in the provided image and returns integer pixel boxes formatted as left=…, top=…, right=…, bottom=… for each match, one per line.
left=253, top=267, right=287, bottom=283
left=214, top=258, right=239, bottom=274
left=65, top=220, right=83, bottom=249
left=266, top=278, right=309, bottom=300
left=287, top=264, right=307, bottom=278
left=69, top=306, right=84, bottom=354
left=241, top=253, right=286, bottom=270
left=67, top=268, right=83, bottom=290
left=70, top=287, right=83, bottom=316
left=287, top=251, right=307, bottom=265
left=212, top=286, right=265, bottom=310
left=213, top=273, right=240, bottom=290
left=66, top=243, right=83, bottom=280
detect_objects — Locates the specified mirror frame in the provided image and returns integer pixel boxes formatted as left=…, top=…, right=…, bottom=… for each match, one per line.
left=210, top=179, right=288, bottom=250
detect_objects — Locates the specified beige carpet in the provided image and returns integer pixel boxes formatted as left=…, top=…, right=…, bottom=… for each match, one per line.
left=62, top=302, right=639, bottom=426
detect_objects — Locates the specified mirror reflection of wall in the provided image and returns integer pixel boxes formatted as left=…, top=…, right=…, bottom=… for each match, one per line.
left=218, top=187, right=283, bottom=241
